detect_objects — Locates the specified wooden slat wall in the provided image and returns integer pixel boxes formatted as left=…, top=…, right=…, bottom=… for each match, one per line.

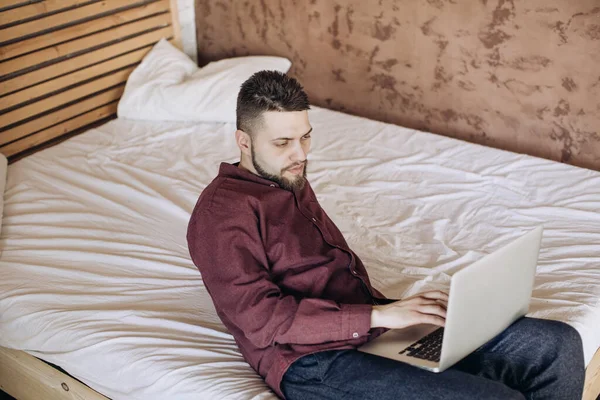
left=0, top=0, right=182, bottom=162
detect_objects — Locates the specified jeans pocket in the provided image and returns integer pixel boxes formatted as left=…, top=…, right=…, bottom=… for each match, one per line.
left=285, top=353, right=324, bottom=384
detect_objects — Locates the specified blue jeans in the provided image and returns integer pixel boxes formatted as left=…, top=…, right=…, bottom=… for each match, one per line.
left=281, top=317, right=585, bottom=400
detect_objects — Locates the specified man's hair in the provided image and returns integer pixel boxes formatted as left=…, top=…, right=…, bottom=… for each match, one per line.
left=236, top=70, right=310, bottom=135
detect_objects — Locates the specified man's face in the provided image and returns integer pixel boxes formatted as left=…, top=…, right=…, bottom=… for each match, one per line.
left=249, top=111, right=312, bottom=191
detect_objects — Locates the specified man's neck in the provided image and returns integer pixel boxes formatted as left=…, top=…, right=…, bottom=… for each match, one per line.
left=238, top=158, right=258, bottom=176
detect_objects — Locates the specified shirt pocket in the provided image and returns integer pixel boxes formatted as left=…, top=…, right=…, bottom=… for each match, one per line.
left=265, top=220, right=349, bottom=297
left=264, top=217, right=323, bottom=268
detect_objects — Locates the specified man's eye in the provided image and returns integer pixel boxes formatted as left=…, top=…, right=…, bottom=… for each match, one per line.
left=275, top=142, right=287, bottom=147
left=302, top=135, right=311, bottom=140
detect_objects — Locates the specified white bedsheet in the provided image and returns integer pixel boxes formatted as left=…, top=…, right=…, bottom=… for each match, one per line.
left=1, top=107, right=599, bottom=399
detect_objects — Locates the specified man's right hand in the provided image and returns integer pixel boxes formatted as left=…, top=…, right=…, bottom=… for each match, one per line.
left=370, top=290, right=449, bottom=329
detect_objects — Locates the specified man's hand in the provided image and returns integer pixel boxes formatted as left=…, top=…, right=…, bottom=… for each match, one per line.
left=370, top=290, right=449, bottom=329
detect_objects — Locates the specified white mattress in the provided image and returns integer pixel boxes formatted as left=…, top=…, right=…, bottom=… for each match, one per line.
left=1, top=107, right=599, bottom=400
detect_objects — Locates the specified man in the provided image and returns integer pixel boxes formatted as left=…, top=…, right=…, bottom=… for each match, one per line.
left=187, top=71, right=585, bottom=399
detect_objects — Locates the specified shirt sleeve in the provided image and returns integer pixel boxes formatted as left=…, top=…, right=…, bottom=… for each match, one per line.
left=187, top=206, right=373, bottom=349
left=370, top=287, right=399, bottom=305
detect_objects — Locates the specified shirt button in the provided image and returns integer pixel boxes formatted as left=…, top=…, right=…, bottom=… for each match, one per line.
left=270, top=184, right=275, bottom=187
left=352, top=332, right=359, bottom=338
left=351, top=269, right=357, bottom=275
left=311, top=217, right=316, bottom=222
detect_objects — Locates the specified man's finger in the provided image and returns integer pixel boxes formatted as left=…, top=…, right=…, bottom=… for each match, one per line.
left=420, top=290, right=449, bottom=301
left=415, top=299, right=447, bottom=309
left=418, top=304, right=447, bottom=318
left=419, top=313, right=445, bottom=327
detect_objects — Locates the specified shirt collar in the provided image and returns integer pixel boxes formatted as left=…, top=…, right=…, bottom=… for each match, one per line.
left=218, top=162, right=281, bottom=188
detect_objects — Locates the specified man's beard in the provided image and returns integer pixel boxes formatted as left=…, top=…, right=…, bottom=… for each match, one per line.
left=251, top=145, right=307, bottom=191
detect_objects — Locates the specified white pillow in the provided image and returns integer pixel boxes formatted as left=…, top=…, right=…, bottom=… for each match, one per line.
left=117, top=39, right=292, bottom=123
left=0, top=153, right=7, bottom=237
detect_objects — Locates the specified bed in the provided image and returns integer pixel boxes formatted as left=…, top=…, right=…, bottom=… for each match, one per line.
left=1, top=2, right=599, bottom=400
left=1, top=102, right=600, bottom=400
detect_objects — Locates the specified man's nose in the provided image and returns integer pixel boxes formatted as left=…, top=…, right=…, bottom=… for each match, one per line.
left=290, top=142, right=307, bottom=162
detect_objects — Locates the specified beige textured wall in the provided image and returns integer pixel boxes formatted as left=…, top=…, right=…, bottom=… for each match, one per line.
left=195, top=0, right=600, bottom=171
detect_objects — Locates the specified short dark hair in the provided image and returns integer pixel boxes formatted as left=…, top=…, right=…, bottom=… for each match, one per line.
left=236, top=70, right=310, bottom=135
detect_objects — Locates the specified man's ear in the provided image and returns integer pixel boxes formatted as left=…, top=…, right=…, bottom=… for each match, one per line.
left=235, top=130, right=252, bottom=157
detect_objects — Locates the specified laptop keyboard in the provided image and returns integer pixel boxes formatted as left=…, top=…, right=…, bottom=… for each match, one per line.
left=399, top=327, right=444, bottom=362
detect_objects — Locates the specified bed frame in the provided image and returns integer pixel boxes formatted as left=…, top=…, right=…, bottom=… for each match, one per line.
left=0, top=0, right=181, bottom=162
left=0, top=1, right=598, bottom=399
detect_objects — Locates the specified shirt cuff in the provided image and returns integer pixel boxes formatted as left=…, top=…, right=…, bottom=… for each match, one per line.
left=373, top=296, right=398, bottom=305
left=341, top=303, right=373, bottom=340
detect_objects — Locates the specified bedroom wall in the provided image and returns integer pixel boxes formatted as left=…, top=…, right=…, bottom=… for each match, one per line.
left=195, top=0, right=600, bottom=171
left=176, top=0, right=198, bottom=63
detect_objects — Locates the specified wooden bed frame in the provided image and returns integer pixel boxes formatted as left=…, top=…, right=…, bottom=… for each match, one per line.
left=0, top=1, right=598, bottom=399
left=0, top=0, right=181, bottom=161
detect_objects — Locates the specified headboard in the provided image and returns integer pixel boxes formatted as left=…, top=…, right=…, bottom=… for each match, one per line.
left=195, top=0, right=600, bottom=172
left=0, top=0, right=181, bottom=162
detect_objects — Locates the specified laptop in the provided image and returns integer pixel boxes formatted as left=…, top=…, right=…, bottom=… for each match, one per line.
left=358, top=226, right=543, bottom=372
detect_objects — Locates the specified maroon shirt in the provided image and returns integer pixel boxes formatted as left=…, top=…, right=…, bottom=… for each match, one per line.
left=187, top=162, right=391, bottom=398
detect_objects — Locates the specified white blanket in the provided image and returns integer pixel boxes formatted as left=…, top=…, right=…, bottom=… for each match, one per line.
left=1, top=107, right=599, bottom=399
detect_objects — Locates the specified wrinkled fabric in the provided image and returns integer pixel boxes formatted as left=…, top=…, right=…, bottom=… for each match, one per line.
left=187, top=162, right=390, bottom=398
left=0, top=106, right=598, bottom=400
